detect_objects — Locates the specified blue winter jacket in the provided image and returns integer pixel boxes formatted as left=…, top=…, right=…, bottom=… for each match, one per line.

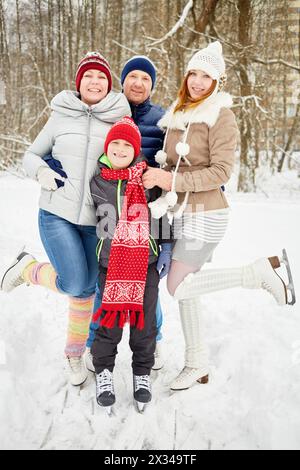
left=130, top=98, right=165, bottom=168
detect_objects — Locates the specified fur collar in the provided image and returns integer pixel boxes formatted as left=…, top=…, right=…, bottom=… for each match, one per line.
left=158, top=92, right=233, bottom=130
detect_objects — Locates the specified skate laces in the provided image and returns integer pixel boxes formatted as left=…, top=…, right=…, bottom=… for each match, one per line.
left=96, top=369, right=114, bottom=394
left=260, top=258, right=286, bottom=297
left=68, top=356, right=84, bottom=373
left=13, top=276, right=25, bottom=287
left=262, top=281, right=276, bottom=297
left=12, top=257, right=34, bottom=287
left=12, top=266, right=27, bottom=287
left=134, top=375, right=151, bottom=392
left=178, top=367, right=199, bottom=381
left=262, top=280, right=284, bottom=304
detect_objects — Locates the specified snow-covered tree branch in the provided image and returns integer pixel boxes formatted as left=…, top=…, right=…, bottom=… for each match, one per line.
left=147, top=0, right=194, bottom=47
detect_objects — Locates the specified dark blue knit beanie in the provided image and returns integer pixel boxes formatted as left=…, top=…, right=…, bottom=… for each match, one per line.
left=121, top=56, right=156, bottom=90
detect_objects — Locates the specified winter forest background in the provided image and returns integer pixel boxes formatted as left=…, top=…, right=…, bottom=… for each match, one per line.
left=0, top=0, right=300, bottom=192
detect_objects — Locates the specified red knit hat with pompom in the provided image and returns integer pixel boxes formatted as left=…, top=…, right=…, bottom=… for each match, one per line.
left=75, top=51, right=112, bottom=92
left=104, top=116, right=141, bottom=158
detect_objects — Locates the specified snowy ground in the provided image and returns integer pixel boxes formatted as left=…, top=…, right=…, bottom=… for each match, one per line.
left=0, top=172, right=300, bottom=450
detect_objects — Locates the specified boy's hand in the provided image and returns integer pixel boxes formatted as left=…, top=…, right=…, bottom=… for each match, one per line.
left=157, top=243, right=173, bottom=279
left=143, top=168, right=172, bottom=191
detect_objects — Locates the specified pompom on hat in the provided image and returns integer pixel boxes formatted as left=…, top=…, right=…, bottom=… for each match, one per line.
left=75, top=51, right=112, bottom=92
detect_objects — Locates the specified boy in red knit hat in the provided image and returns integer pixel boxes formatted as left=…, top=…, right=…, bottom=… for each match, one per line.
left=89, top=116, right=172, bottom=414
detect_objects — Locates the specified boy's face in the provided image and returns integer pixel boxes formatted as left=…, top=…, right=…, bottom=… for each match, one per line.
left=107, top=139, right=135, bottom=170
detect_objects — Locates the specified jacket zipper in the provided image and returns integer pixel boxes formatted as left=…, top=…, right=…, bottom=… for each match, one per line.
left=149, top=235, right=158, bottom=256
left=78, top=107, right=92, bottom=224
left=117, top=180, right=122, bottom=218
left=95, top=170, right=121, bottom=262
left=96, top=238, right=104, bottom=261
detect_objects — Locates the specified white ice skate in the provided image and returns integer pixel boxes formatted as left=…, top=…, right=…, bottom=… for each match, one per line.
left=65, top=356, right=88, bottom=387
left=85, top=347, right=95, bottom=373
left=170, top=367, right=209, bottom=391
left=251, top=251, right=296, bottom=306
left=171, top=297, right=210, bottom=391
left=96, top=369, right=115, bottom=415
left=0, top=249, right=36, bottom=293
left=152, top=342, right=164, bottom=371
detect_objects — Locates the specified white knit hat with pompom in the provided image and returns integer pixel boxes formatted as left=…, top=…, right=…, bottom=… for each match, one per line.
left=186, top=41, right=225, bottom=81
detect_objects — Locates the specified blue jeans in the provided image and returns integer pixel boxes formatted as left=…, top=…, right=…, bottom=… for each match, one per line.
left=38, top=209, right=99, bottom=298
left=86, top=278, right=164, bottom=348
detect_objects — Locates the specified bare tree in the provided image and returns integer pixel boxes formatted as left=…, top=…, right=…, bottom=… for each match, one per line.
left=0, top=0, right=299, bottom=186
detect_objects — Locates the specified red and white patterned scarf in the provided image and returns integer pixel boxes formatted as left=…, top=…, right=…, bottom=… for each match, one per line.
left=93, top=161, right=149, bottom=330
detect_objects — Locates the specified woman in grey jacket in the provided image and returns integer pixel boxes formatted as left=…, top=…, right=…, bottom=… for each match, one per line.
left=1, top=52, right=131, bottom=386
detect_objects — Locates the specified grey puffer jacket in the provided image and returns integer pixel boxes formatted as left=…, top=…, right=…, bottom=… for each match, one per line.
left=23, top=90, right=131, bottom=226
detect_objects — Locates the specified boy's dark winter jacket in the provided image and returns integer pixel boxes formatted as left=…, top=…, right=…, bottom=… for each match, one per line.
left=90, top=154, right=172, bottom=269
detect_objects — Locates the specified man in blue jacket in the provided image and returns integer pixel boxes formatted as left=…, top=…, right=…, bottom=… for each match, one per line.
left=120, top=56, right=164, bottom=167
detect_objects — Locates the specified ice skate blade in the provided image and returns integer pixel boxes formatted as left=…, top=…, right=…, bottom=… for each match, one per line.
left=281, top=249, right=296, bottom=306
left=96, top=400, right=115, bottom=416
left=98, top=405, right=113, bottom=416
left=135, top=401, right=147, bottom=413
left=152, top=365, right=164, bottom=371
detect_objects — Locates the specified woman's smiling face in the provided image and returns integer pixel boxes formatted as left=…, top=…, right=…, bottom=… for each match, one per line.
left=80, top=69, right=109, bottom=106
left=187, top=70, right=214, bottom=100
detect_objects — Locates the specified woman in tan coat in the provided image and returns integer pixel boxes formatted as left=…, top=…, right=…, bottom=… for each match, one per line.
left=143, top=41, right=295, bottom=391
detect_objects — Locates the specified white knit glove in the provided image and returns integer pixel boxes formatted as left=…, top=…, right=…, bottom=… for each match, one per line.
left=37, top=166, right=65, bottom=191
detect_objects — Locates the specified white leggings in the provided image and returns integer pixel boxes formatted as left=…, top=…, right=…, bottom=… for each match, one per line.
left=167, top=260, right=200, bottom=297
left=168, top=238, right=219, bottom=296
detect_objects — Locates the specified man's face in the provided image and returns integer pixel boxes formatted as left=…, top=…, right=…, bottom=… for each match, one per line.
left=123, top=70, right=152, bottom=105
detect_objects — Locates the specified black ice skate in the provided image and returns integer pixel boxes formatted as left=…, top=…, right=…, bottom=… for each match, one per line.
left=96, top=369, right=115, bottom=415
left=133, top=374, right=152, bottom=413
